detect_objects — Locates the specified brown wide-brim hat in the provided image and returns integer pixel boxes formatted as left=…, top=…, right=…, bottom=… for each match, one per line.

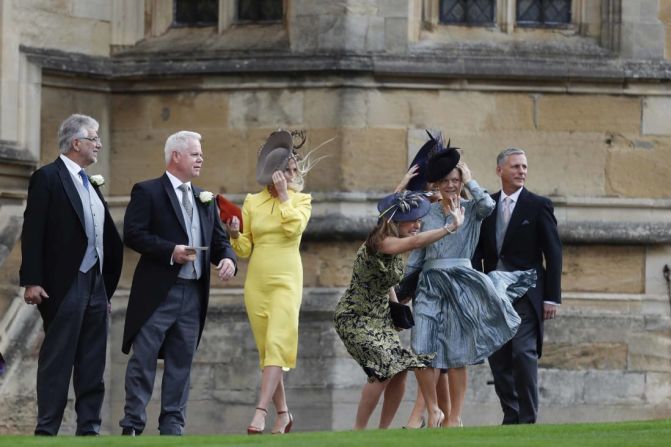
left=426, top=148, right=460, bottom=183
left=256, top=130, right=294, bottom=186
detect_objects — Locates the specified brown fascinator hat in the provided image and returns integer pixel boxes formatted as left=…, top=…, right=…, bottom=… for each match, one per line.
left=256, top=130, right=295, bottom=186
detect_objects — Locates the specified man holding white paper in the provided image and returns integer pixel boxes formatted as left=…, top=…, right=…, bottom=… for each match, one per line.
left=119, top=131, right=236, bottom=436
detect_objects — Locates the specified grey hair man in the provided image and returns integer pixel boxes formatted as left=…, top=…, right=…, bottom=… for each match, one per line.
left=474, top=147, right=562, bottom=424
left=119, top=130, right=237, bottom=436
left=20, top=113, right=123, bottom=435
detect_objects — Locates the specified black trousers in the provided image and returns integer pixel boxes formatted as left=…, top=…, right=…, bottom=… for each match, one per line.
left=488, top=294, right=539, bottom=424
left=35, top=266, right=108, bottom=435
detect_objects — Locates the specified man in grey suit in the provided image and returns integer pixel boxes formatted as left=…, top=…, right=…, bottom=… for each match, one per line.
left=119, top=131, right=237, bottom=436
left=474, top=147, right=562, bottom=424
left=20, top=114, right=123, bottom=435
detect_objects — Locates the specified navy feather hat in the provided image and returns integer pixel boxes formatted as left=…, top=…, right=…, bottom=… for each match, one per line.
left=406, top=131, right=458, bottom=191
left=377, top=191, right=431, bottom=222
left=426, top=140, right=460, bottom=183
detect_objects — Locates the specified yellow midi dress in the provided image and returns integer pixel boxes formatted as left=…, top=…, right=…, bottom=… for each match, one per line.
left=231, top=188, right=312, bottom=370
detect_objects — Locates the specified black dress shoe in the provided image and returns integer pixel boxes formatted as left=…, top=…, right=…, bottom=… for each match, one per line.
left=77, top=432, right=99, bottom=436
left=121, top=427, right=138, bottom=436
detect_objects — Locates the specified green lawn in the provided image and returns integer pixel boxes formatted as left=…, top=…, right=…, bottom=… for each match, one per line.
left=1, top=419, right=669, bottom=447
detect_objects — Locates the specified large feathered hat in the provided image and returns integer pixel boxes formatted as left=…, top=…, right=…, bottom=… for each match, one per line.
left=407, top=131, right=460, bottom=191
left=377, top=190, right=431, bottom=222
left=426, top=138, right=461, bottom=183
left=256, top=130, right=295, bottom=186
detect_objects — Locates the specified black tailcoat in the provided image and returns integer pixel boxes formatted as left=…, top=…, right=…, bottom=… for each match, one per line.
left=20, top=157, right=123, bottom=330
left=121, top=174, right=236, bottom=354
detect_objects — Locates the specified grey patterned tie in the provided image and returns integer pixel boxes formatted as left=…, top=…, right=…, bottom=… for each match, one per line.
left=178, top=184, right=193, bottom=221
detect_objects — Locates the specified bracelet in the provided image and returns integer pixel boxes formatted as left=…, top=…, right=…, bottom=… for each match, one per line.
left=444, top=225, right=454, bottom=234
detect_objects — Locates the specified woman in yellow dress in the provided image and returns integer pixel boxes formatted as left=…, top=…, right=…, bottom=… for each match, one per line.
left=226, top=130, right=311, bottom=435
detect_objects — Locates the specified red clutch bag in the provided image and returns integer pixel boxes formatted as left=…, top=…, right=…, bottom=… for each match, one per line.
left=216, top=194, right=243, bottom=232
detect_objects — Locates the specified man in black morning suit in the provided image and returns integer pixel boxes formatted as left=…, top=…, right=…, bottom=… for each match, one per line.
left=119, top=130, right=237, bottom=436
left=19, top=114, right=123, bottom=435
left=473, top=147, right=562, bottom=424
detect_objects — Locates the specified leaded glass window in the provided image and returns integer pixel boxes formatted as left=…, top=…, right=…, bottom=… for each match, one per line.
left=439, top=0, right=496, bottom=25
left=516, top=0, right=571, bottom=26
left=238, top=0, right=283, bottom=22
left=174, top=0, right=218, bottom=26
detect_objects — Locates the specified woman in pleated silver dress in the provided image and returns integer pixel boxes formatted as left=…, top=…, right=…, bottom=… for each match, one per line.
left=407, top=148, right=536, bottom=427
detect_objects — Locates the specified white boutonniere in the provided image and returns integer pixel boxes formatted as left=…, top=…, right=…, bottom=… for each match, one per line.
left=199, top=191, right=214, bottom=204
left=89, top=175, right=105, bottom=187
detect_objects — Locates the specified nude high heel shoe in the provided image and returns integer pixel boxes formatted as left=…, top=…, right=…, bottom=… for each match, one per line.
left=247, top=407, right=267, bottom=435
left=272, top=410, right=293, bottom=434
left=429, top=410, right=445, bottom=428
left=402, top=417, right=426, bottom=429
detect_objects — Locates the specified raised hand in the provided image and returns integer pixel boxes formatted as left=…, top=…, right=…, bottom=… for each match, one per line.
left=395, top=164, right=420, bottom=192
left=457, top=161, right=472, bottom=184
left=272, top=170, right=289, bottom=202
left=447, top=196, right=465, bottom=229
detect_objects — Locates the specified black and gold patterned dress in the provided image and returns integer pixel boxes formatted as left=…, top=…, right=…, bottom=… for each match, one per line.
left=334, top=244, right=433, bottom=382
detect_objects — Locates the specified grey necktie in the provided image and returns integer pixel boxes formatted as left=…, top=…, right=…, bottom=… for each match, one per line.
left=496, top=196, right=511, bottom=253
left=178, top=184, right=193, bottom=221
left=502, top=196, right=512, bottom=226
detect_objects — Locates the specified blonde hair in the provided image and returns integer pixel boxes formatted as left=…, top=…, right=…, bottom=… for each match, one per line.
left=287, top=135, right=335, bottom=192
left=454, top=165, right=470, bottom=200
left=287, top=155, right=305, bottom=192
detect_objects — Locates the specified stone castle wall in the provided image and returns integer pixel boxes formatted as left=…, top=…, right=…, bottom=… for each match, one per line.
left=1, top=0, right=671, bottom=435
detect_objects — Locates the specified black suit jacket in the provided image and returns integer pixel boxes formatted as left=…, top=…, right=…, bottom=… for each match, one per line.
left=121, top=174, right=237, bottom=354
left=474, top=187, right=562, bottom=356
left=19, top=157, right=124, bottom=331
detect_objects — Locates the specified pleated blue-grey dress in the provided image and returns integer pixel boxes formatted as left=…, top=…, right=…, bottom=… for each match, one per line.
left=407, top=180, right=537, bottom=369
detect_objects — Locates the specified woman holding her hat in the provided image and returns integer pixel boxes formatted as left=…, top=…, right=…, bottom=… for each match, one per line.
left=334, top=191, right=465, bottom=430
left=405, top=147, right=536, bottom=427
left=226, top=130, right=311, bottom=435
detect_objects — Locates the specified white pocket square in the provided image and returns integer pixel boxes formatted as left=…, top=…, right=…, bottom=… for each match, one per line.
left=521, top=219, right=530, bottom=225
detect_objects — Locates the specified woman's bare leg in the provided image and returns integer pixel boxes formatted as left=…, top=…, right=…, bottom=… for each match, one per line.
left=249, top=366, right=283, bottom=431
left=404, top=385, right=426, bottom=428
left=437, top=371, right=451, bottom=426
left=446, top=367, right=467, bottom=426
left=355, top=379, right=388, bottom=430
left=271, top=372, right=292, bottom=432
left=378, top=371, right=407, bottom=428
left=414, top=368, right=443, bottom=428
